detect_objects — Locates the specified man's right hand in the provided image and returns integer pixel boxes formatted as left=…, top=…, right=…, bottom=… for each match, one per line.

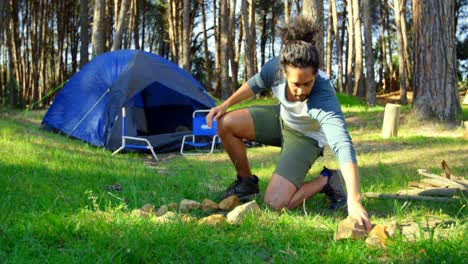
left=206, top=104, right=229, bottom=128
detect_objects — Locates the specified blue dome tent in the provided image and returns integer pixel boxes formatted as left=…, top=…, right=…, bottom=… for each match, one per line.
left=42, top=50, right=215, bottom=153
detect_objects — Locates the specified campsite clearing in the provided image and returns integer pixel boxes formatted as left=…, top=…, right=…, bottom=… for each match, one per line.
left=0, top=98, right=467, bottom=263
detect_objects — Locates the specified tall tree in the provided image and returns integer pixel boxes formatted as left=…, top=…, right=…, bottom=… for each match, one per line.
left=79, top=0, right=89, bottom=67
left=111, top=0, right=130, bottom=50
left=345, top=0, right=354, bottom=94
left=302, top=0, right=324, bottom=68
left=412, top=0, right=460, bottom=121
left=219, top=0, right=230, bottom=99
left=181, top=0, right=191, bottom=70
left=330, top=0, right=343, bottom=91
left=393, top=0, right=407, bottom=104
left=326, top=12, right=333, bottom=78
left=363, top=0, right=376, bottom=106
left=241, top=0, right=255, bottom=79
left=352, top=0, right=364, bottom=97
left=200, top=0, right=212, bottom=89
left=92, top=0, right=105, bottom=57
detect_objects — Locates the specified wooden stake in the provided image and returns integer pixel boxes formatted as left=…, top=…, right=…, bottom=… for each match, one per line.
left=441, top=160, right=451, bottom=179
left=382, top=103, right=401, bottom=138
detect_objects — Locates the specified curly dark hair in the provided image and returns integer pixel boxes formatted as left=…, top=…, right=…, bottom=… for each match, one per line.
left=277, top=16, right=320, bottom=73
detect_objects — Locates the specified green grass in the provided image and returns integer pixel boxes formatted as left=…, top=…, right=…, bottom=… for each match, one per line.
left=0, top=97, right=467, bottom=263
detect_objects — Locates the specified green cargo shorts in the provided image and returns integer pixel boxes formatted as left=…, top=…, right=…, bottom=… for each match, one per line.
left=247, top=104, right=324, bottom=188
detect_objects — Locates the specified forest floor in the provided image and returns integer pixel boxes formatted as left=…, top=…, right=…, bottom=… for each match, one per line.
left=0, top=93, right=466, bottom=263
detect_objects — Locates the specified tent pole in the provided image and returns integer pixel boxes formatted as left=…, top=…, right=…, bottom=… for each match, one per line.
left=69, top=88, right=111, bottom=136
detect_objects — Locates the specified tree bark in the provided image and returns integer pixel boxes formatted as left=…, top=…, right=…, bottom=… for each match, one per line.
left=79, top=0, right=89, bottom=67
left=302, top=0, right=324, bottom=68
left=363, top=0, right=376, bottom=106
left=180, top=0, right=191, bottom=70
left=285, top=0, right=291, bottom=24
left=400, top=0, right=411, bottom=90
left=92, top=0, right=105, bottom=57
left=393, top=0, right=408, bottom=104
left=352, top=0, right=364, bottom=98
left=345, top=0, right=354, bottom=94
left=330, top=0, right=343, bottom=92
left=200, top=0, right=212, bottom=90
left=379, top=0, right=388, bottom=92
left=219, top=0, right=230, bottom=99
left=242, top=0, right=255, bottom=79
left=326, top=12, right=333, bottom=78
left=111, top=0, right=130, bottom=51
left=412, top=0, right=461, bottom=121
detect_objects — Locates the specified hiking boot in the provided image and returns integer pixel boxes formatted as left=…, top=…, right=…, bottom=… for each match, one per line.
left=320, top=167, right=347, bottom=210
left=223, top=175, right=260, bottom=201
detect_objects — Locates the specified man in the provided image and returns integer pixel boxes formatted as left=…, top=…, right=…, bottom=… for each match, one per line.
left=206, top=16, right=371, bottom=230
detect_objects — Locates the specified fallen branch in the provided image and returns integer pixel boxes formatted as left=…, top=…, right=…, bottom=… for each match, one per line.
left=362, top=192, right=456, bottom=202
left=417, top=169, right=466, bottom=189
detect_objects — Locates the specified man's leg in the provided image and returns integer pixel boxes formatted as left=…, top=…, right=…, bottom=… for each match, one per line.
left=264, top=173, right=328, bottom=211
left=217, top=109, right=256, bottom=178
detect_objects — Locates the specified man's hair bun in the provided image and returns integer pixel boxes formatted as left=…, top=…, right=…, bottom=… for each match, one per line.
left=277, top=16, right=318, bottom=46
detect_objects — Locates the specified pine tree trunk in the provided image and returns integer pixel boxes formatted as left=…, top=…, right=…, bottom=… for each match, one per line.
left=340, top=2, right=347, bottom=93
left=394, top=0, right=408, bottom=104
left=302, top=0, right=324, bottom=68
left=229, top=0, right=238, bottom=93
left=379, top=0, right=388, bottom=92
left=92, top=0, right=105, bottom=57
left=400, top=0, right=411, bottom=89
left=219, top=0, right=230, bottom=99
left=285, top=0, right=291, bottom=24
left=180, top=0, right=191, bottom=70
left=363, top=0, right=376, bottom=106
left=346, top=0, right=354, bottom=95
left=132, top=0, right=140, bottom=50
left=352, top=0, right=364, bottom=98
left=330, top=0, right=343, bottom=92
left=242, top=0, right=255, bottom=79
left=167, top=0, right=179, bottom=63
left=111, top=0, right=130, bottom=51
left=412, top=0, right=460, bottom=121
left=200, top=0, right=212, bottom=90
left=326, top=13, right=333, bottom=78
left=80, top=0, right=89, bottom=67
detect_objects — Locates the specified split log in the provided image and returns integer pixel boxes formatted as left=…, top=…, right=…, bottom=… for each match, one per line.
left=408, top=181, right=436, bottom=189
left=382, top=103, right=401, bottom=138
left=420, top=179, right=451, bottom=188
left=362, top=192, right=455, bottom=202
left=417, top=169, right=466, bottom=190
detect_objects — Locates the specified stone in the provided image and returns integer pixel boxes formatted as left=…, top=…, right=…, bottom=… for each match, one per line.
left=334, top=216, right=368, bottom=241
left=219, top=195, right=240, bottom=211
left=198, top=214, right=227, bottom=226
left=386, top=220, right=399, bottom=237
left=154, top=205, right=168, bottom=217
left=140, top=203, right=155, bottom=213
left=179, top=199, right=200, bottom=212
left=201, top=199, right=219, bottom=211
left=131, top=209, right=150, bottom=218
left=365, top=224, right=389, bottom=248
left=227, top=200, right=261, bottom=224
left=168, top=202, right=178, bottom=211
left=181, top=214, right=196, bottom=223
left=153, top=211, right=178, bottom=223
left=366, top=234, right=383, bottom=248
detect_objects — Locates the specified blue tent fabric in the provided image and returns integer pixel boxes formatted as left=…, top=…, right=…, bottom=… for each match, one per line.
left=42, top=50, right=215, bottom=153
